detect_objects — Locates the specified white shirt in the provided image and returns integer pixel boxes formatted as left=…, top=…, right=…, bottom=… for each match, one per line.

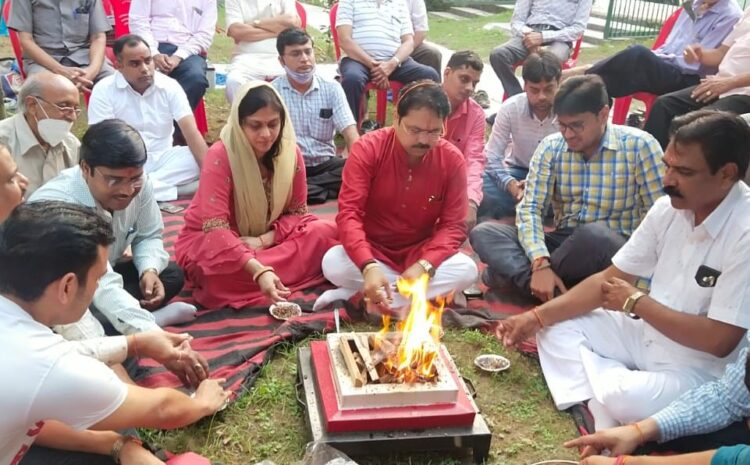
left=225, top=0, right=296, bottom=58
left=405, top=0, right=428, bottom=32
left=88, top=72, right=193, bottom=159
left=0, top=295, right=127, bottom=465
left=336, top=0, right=413, bottom=61
left=612, top=182, right=750, bottom=378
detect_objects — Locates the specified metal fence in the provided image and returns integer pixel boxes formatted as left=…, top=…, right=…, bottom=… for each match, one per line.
left=603, top=0, right=679, bottom=39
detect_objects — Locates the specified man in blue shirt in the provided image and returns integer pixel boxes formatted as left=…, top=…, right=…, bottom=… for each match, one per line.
left=580, top=0, right=741, bottom=99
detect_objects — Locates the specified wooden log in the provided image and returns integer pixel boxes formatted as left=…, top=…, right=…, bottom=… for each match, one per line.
left=353, top=334, right=380, bottom=383
left=339, top=335, right=365, bottom=387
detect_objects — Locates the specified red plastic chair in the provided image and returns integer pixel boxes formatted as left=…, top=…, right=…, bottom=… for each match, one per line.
left=502, top=34, right=584, bottom=102
left=330, top=2, right=404, bottom=129
left=4, top=0, right=25, bottom=78
left=107, top=0, right=208, bottom=135
left=611, top=7, right=683, bottom=125
left=296, top=1, right=307, bottom=29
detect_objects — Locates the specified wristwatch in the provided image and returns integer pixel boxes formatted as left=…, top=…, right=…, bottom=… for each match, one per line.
left=417, top=259, right=435, bottom=278
left=253, top=19, right=261, bottom=27
left=622, top=290, right=646, bottom=314
left=391, top=55, right=401, bottom=67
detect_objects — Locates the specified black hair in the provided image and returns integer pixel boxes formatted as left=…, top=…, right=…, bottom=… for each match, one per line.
left=522, top=51, right=562, bottom=84
left=276, top=27, right=313, bottom=56
left=669, top=110, right=750, bottom=180
left=397, top=80, right=451, bottom=119
left=112, top=34, right=151, bottom=61
left=238, top=86, right=287, bottom=173
left=446, top=50, right=483, bottom=73
left=0, top=201, right=114, bottom=302
left=553, top=75, right=610, bottom=116
left=80, top=119, right=147, bottom=170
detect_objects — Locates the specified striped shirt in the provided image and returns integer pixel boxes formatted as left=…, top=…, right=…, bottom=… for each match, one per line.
left=510, top=0, right=592, bottom=43
left=653, top=341, right=750, bottom=442
left=273, top=74, right=356, bottom=166
left=517, top=124, right=665, bottom=261
left=336, top=0, right=413, bottom=61
left=485, top=92, right=558, bottom=191
left=29, top=166, right=167, bottom=335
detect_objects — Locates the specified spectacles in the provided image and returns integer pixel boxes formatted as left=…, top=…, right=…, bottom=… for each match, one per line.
left=285, top=48, right=315, bottom=59
left=556, top=120, right=587, bottom=135
left=95, top=168, right=144, bottom=189
left=400, top=121, right=444, bottom=140
left=33, top=96, right=82, bottom=117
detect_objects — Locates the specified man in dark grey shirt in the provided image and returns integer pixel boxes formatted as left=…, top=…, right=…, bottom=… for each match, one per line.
left=8, top=0, right=113, bottom=90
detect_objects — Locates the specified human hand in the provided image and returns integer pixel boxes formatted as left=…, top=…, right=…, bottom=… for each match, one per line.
left=530, top=267, right=567, bottom=302
left=257, top=271, right=291, bottom=302
left=370, top=63, right=390, bottom=89
left=153, top=54, right=171, bottom=74
left=57, top=65, right=85, bottom=82
left=241, top=236, right=264, bottom=250
left=494, top=310, right=542, bottom=348
left=120, top=441, right=166, bottom=465
left=506, top=179, right=526, bottom=203
left=683, top=44, right=703, bottom=65
left=165, top=55, right=182, bottom=72
left=579, top=457, right=618, bottom=465
left=363, top=265, right=393, bottom=307
left=601, top=277, right=639, bottom=312
left=138, top=332, right=209, bottom=387
left=564, top=424, right=642, bottom=459
left=522, top=32, right=544, bottom=49
left=194, top=378, right=231, bottom=413
left=139, top=270, right=166, bottom=309
left=401, top=262, right=428, bottom=281
left=465, top=202, right=478, bottom=231
left=692, top=76, right=735, bottom=103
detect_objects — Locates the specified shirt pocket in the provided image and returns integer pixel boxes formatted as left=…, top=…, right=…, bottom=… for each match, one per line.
left=309, top=114, right=336, bottom=142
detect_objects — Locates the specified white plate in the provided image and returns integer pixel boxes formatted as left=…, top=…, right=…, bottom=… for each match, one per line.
left=530, top=461, right=578, bottom=465
left=269, top=302, right=302, bottom=320
left=473, top=354, right=511, bottom=373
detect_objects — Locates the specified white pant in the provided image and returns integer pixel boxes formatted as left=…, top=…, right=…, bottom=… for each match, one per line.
left=313, top=245, right=478, bottom=311
left=225, top=53, right=284, bottom=103
left=537, top=309, right=713, bottom=428
left=145, top=146, right=200, bottom=201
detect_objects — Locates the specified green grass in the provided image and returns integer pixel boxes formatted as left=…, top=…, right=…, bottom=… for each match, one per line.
left=428, top=12, right=513, bottom=60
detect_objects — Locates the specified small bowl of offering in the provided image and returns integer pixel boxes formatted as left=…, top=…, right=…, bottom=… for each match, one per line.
left=474, top=354, right=511, bottom=373
left=530, top=461, right=578, bottom=465
left=269, top=302, right=302, bottom=321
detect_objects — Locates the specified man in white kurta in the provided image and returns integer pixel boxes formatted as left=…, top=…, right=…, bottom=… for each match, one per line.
left=496, top=110, right=750, bottom=430
left=88, top=35, right=208, bottom=201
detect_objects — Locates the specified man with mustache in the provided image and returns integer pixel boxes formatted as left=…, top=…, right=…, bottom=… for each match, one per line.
left=497, top=109, right=750, bottom=431
left=314, top=80, right=478, bottom=312
left=30, top=119, right=198, bottom=340
left=472, top=75, right=664, bottom=301
left=441, top=50, right=486, bottom=230
left=88, top=34, right=208, bottom=202
left=272, top=27, right=359, bottom=204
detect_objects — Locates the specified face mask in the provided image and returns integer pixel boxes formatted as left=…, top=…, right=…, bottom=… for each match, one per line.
left=284, top=65, right=315, bottom=84
left=33, top=98, right=74, bottom=146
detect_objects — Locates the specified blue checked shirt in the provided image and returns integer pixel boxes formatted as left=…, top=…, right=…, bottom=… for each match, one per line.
left=273, top=75, right=356, bottom=167
left=517, top=125, right=665, bottom=261
left=653, top=342, right=750, bottom=442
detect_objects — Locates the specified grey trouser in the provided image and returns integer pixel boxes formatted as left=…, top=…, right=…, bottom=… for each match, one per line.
left=489, top=35, right=570, bottom=97
left=411, top=42, right=443, bottom=80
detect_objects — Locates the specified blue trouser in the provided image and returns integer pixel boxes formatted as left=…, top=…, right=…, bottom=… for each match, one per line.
left=711, top=445, right=750, bottom=465
left=477, top=166, right=528, bottom=220
left=339, top=56, right=439, bottom=121
left=158, top=43, right=208, bottom=110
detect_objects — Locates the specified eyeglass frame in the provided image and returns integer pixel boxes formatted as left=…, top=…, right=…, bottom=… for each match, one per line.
left=555, top=119, right=587, bottom=135
left=94, top=167, right=145, bottom=189
left=32, top=96, right=82, bottom=117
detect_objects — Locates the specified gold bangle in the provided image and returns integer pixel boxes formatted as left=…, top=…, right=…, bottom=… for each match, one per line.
left=362, top=263, right=380, bottom=276
left=631, top=422, right=645, bottom=445
left=111, top=435, right=142, bottom=464
left=531, top=307, right=545, bottom=328
left=252, top=265, right=275, bottom=282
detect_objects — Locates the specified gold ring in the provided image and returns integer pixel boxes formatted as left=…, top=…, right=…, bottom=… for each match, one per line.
left=706, top=91, right=712, bottom=96
left=194, top=364, right=203, bottom=370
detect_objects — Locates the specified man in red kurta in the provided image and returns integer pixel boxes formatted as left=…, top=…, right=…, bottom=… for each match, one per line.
left=313, top=81, right=478, bottom=312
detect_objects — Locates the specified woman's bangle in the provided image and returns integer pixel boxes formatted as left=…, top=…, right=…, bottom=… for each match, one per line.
left=531, top=307, right=545, bottom=328
left=253, top=266, right=275, bottom=282
left=631, top=422, right=646, bottom=445
left=362, top=262, right=380, bottom=277
left=111, top=435, right=142, bottom=464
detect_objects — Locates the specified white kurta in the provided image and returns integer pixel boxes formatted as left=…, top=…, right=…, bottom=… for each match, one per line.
left=538, top=182, right=750, bottom=428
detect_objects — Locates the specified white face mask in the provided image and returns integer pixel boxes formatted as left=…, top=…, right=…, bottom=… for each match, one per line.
left=284, top=65, right=315, bottom=85
left=33, top=97, right=74, bottom=146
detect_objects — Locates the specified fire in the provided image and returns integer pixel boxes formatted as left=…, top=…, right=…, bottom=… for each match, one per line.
left=374, top=273, right=447, bottom=383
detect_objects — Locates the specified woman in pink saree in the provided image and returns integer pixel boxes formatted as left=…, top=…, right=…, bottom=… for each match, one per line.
left=175, top=81, right=338, bottom=308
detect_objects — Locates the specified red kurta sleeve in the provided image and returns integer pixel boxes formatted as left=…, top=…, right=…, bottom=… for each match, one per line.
left=180, top=143, right=256, bottom=276
left=271, top=148, right=311, bottom=240
left=418, top=144, right=469, bottom=267
left=336, top=134, right=378, bottom=270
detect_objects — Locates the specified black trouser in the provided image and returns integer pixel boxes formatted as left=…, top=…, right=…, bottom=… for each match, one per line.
left=19, top=430, right=140, bottom=465
left=586, top=45, right=700, bottom=98
left=644, top=86, right=750, bottom=149
left=470, top=222, right=627, bottom=296
left=306, top=157, right=346, bottom=204
left=113, top=260, right=185, bottom=303
left=158, top=43, right=208, bottom=111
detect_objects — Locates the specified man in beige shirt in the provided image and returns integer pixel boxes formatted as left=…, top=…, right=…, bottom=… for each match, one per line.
left=0, top=72, right=80, bottom=196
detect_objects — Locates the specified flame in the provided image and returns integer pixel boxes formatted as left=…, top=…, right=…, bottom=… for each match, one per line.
left=374, top=273, right=446, bottom=383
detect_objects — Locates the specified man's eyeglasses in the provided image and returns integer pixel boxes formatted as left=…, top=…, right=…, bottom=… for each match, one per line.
left=33, top=96, right=82, bottom=117
left=556, top=120, right=586, bottom=135
left=400, top=121, right=444, bottom=140
left=95, top=168, right=144, bottom=189
left=285, top=48, right=315, bottom=59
